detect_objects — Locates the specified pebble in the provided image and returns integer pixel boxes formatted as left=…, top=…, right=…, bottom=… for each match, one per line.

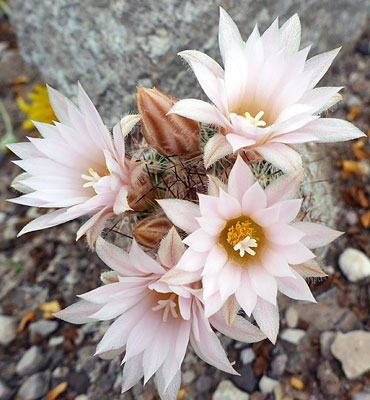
left=69, top=372, right=90, bottom=394
left=259, top=376, right=279, bottom=393
left=182, top=370, right=195, bottom=385
left=331, top=331, right=370, bottom=379
left=317, top=360, right=341, bottom=396
left=285, top=306, right=299, bottom=328
left=338, top=248, right=370, bottom=282
left=240, top=348, right=255, bottom=365
left=196, top=375, right=212, bottom=392
left=0, top=315, right=16, bottom=346
left=17, top=371, right=50, bottom=400
left=232, top=364, right=257, bottom=393
left=280, top=329, right=306, bottom=344
left=48, top=336, right=65, bottom=347
left=0, top=379, right=12, bottom=400
left=29, top=320, right=58, bottom=339
left=320, top=331, right=336, bottom=358
left=75, top=396, right=89, bottom=400
left=270, top=354, right=288, bottom=377
left=213, top=380, right=249, bottom=400
left=16, top=346, right=44, bottom=376
left=352, top=391, right=370, bottom=400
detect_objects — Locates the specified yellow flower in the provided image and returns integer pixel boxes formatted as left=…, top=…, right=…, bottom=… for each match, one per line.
left=17, top=85, right=57, bottom=130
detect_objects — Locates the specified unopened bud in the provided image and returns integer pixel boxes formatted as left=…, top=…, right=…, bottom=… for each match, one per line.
left=136, top=87, right=200, bottom=156
left=133, top=211, right=172, bottom=249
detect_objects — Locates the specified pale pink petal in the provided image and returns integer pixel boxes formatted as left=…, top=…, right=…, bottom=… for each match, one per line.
left=202, top=245, right=227, bottom=276
left=54, top=300, right=103, bottom=324
left=210, top=311, right=266, bottom=343
left=279, top=14, right=301, bottom=55
left=121, top=353, right=144, bottom=393
left=129, top=240, right=166, bottom=275
left=183, top=229, right=215, bottom=253
left=222, top=295, right=239, bottom=326
left=261, top=18, right=280, bottom=54
left=276, top=198, right=302, bottom=223
left=253, top=297, right=279, bottom=343
left=304, top=47, right=341, bottom=88
left=293, top=118, right=365, bottom=143
left=265, top=169, right=303, bottom=207
left=251, top=206, right=280, bottom=227
left=113, top=186, right=131, bottom=215
left=265, top=224, right=305, bottom=245
left=190, top=303, right=237, bottom=375
left=242, top=182, right=267, bottom=215
left=254, top=143, right=302, bottom=173
left=227, top=155, right=255, bottom=202
left=7, top=142, right=43, bottom=159
left=204, top=291, right=224, bottom=318
left=248, top=264, right=277, bottom=305
left=196, top=216, right=225, bottom=236
left=46, top=84, right=75, bottom=125
left=261, top=248, right=296, bottom=278
left=85, top=211, right=114, bottom=250
left=291, top=221, right=343, bottom=249
left=299, top=86, right=343, bottom=112
left=155, top=368, right=181, bottom=400
left=277, top=270, right=316, bottom=302
left=270, top=131, right=318, bottom=144
left=204, top=133, right=233, bottom=169
left=218, top=262, right=242, bottom=302
left=226, top=133, right=256, bottom=152
left=291, top=259, right=327, bottom=278
left=217, top=188, right=242, bottom=219
left=177, top=248, right=208, bottom=272
left=157, top=199, right=200, bottom=233
left=95, top=237, right=143, bottom=276
left=235, top=272, right=257, bottom=316
left=178, top=296, right=192, bottom=320
left=198, top=194, right=221, bottom=218
left=271, top=242, right=315, bottom=265
left=203, top=272, right=221, bottom=300
left=76, top=206, right=110, bottom=242
left=157, top=227, right=185, bottom=268
left=207, top=174, right=227, bottom=196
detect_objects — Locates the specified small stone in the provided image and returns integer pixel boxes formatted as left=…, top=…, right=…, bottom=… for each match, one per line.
left=339, top=248, right=370, bottom=282
left=320, top=331, right=336, bottom=358
left=182, top=370, right=195, bottom=385
left=280, top=329, right=306, bottom=344
left=345, top=210, right=359, bottom=226
left=259, top=376, right=279, bottom=393
left=270, top=354, right=288, bottom=377
left=232, top=364, right=257, bottom=393
left=290, top=376, right=304, bottom=390
left=317, top=360, right=341, bottom=396
left=0, top=379, right=12, bottom=400
left=240, top=348, right=255, bottom=365
left=29, top=320, right=58, bottom=339
left=213, top=380, right=249, bottom=400
left=196, top=375, right=212, bottom=392
left=331, top=331, right=370, bottom=379
left=48, top=336, right=64, bottom=347
left=16, top=346, right=44, bottom=376
left=285, top=306, right=299, bottom=328
left=69, top=372, right=90, bottom=394
left=0, top=315, right=17, bottom=346
left=352, top=391, right=370, bottom=400
left=75, top=396, right=89, bottom=400
left=17, top=371, right=50, bottom=400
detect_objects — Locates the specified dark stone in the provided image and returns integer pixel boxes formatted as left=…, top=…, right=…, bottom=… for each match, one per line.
left=232, top=363, right=258, bottom=393
left=69, top=372, right=90, bottom=394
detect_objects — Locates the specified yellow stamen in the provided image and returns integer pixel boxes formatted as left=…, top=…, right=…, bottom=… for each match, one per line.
left=226, top=220, right=257, bottom=247
left=243, top=110, right=266, bottom=127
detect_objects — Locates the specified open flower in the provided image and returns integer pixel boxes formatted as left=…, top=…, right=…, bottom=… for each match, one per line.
left=8, top=84, right=145, bottom=243
left=55, top=228, right=265, bottom=399
left=158, top=156, right=342, bottom=342
left=169, top=8, right=365, bottom=171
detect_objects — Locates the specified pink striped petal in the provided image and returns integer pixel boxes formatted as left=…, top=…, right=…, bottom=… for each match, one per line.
left=226, top=134, right=256, bottom=152
left=279, top=14, right=301, bottom=55
left=157, top=227, right=185, bottom=268
left=177, top=248, right=208, bottom=272
left=121, top=353, right=144, bottom=393
left=129, top=240, right=166, bottom=275
left=271, top=242, right=315, bottom=264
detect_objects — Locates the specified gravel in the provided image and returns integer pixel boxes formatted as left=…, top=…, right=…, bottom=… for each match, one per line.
left=0, top=315, right=16, bottom=346
left=338, top=248, right=370, bottom=282
left=17, top=371, right=51, bottom=400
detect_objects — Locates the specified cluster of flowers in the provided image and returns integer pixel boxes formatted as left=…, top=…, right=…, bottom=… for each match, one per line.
left=8, top=9, right=365, bottom=399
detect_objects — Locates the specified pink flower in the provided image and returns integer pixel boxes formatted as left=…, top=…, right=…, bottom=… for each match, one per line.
left=158, top=156, right=342, bottom=342
left=55, top=228, right=265, bottom=399
left=8, top=84, right=143, bottom=243
left=169, top=8, right=365, bottom=172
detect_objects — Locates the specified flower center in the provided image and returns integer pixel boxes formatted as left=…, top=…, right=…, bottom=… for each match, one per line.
left=152, top=293, right=178, bottom=322
left=219, top=216, right=265, bottom=266
left=81, top=167, right=110, bottom=188
left=243, top=110, right=266, bottom=128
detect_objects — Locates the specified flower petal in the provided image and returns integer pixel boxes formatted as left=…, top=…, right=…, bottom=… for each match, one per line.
left=204, top=133, right=233, bottom=168
left=218, top=188, right=242, bottom=219
left=157, top=199, right=200, bottom=233
left=226, top=134, right=256, bottom=152
left=202, top=245, right=228, bottom=276
left=183, top=229, right=215, bottom=253
left=54, top=300, right=103, bottom=324
left=227, top=155, right=255, bottom=202
left=253, top=297, right=279, bottom=343
left=254, top=143, right=302, bottom=173
left=242, top=181, right=267, bottom=215
left=157, top=227, right=185, bottom=268
left=235, top=272, right=257, bottom=316
left=248, top=264, right=277, bottom=306
left=277, top=270, right=316, bottom=302
left=265, top=169, right=303, bottom=207
left=280, top=14, right=301, bottom=55
left=265, top=224, right=305, bottom=245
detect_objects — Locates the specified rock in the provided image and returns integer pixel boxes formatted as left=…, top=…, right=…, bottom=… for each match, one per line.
left=240, top=348, right=255, bottom=365
left=338, top=248, right=370, bottom=282
left=17, top=371, right=50, bottom=400
left=0, top=379, right=12, bottom=400
left=232, top=364, right=258, bottom=393
left=259, top=376, right=279, bottom=393
left=285, top=306, right=299, bottom=329
left=0, top=315, right=16, bottom=346
left=317, top=360, right=341, bottom=396
left=69, top=372, right=90, bottom=394
left=213, top=380, right=249, bottom=400
left=16, top=346, right=44, bottom=376
left=320, top=331, right=336, bottom=358
left=331, top=331, right=370, bottom=379
left=10, top=0, right=368, bottom=126
left=280, top=329, right=306, bottom=344
left=182, top=370, right=195, bottom=385
left=196, top=376, right=212, bottom=392
left=75, top=396, right=89, bottom=400
left=48, top=336, right=64, bottom=347
left=352, top=390, right=370, bottom=400
left=271, top=354, right=288, bottom=377
left=29, top=320, right=58, bottom=339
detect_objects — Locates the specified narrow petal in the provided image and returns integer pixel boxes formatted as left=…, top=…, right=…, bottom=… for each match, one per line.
left=276, top=199, right=303, bottom=223
left=54, top=300, right=102, bottom=324
left=202, top=245, right=227, bottom=276
left=280, top=14, right=301, bottom=55
left=227, top=155, right=255, bottom=202
left=155, top=368, right=181, bottom=400
left=46, top=84, right=74, bottom=125
left=129, top=240, right=166, bottom=275
left=265, top=224, right=305, bottom=245
left=121, top=353, right=144, bottom=393
left=253, top=297, right=279, bottom=343
left=254, top=143, right=302, bottom=173
left=291, top=221, right=343, bottom=249
left=277, top=270, right=316, bottom=302
left=157, top=227, right=185, bottom=268
left=76, top=206, right=110, bottom=242
left=157, top=199, right=200, bottom=233
left=183, top=229, right=215, bottom=253
left=235, top=272, right=257, bottom=316
left=207, top=174, right=227, bottom=196
left=291, top=259, right=327, bottom=278
left=160, top=268, right=201, bottom=286
left=204, top=291, right=224, bottom=318
left=271, top=242, right=315, bottom=265
left=242, top=182, right=267, bottom=215
left=218, top=262, right=242, bottom=302
left=204, top=133, right=233, bottom=169
left=217, top=188, right=242, bottom=219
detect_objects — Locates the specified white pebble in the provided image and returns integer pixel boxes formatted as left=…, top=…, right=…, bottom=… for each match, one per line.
left=240, top=348, right=255, bottom=364
left=280, top=329, right=306, bottom=344
left=259, top=376, right=279, bottom=393
left=339, top=248, right=370, bottom=282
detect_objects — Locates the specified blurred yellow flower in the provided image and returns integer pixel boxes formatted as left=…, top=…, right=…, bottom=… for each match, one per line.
left=17, top=85, right=57, bottom=130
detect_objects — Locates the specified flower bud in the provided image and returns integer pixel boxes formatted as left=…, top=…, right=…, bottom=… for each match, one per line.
left=136, top=87, right=200, bottom=156
left=133, top=211, right=172, bottom=249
